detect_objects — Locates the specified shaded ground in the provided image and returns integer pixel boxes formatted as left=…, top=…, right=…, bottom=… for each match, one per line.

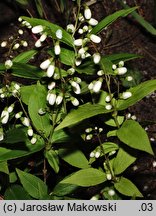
left=0, top=0, right=156, bottom=199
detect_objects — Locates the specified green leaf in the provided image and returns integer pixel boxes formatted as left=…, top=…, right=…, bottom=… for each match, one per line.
left=21, top=16, right=74, bottom=47
left=107, top=130, right=117, bottom=137
left=4, top=128, right=27, bottom=144
left=0, top=161, right=9, bottom=174
left=13, top=50, right=38, bottom=63
left=105, top=116, right=124, bottom=127
left=55, top=103, right=112, bottom=131
left=4, top=185, right=31, bottom=200
left=0, top=63, right=5, bottom=71
left=52, top=129, right=71, bottom=143
left=117, top=120, right=154, bottom=155
left=53, top=183, right=78, bottom=196
left=45, top=150, right=59, bottom=173
left=59, top=48, right=75, bottom=66
left=120, top=1, right=156, bottom=36
left=0, top=137, right=44, bottom=162
left=114, top=177, right=143, bottom=197
left=16, top=168, right=48, bottom=199
left=61, top=168, right=106, bottom=186
left=100, top=58, right=114, bottom=75
left=76, top=58, right=97, bottom=75
left=58, top=144, right=90, bottom=169
left=117, top=79, right=156, bottom=110
left=28, top=83, right=51, bottom=137
left=113, top=148, right=136, bottom=175
left=35, top=0, right=44, bottom=18
left=103, top=53, right=141, bottom=63
left=91, top=7, right=138, bottom=34
left=102, top=142, right=119, bottom=154
left=20, top=85, right=36, bottom=105
left=15, top=0, right=29, bottom=5
left=12, top=62, right=44, bottom=79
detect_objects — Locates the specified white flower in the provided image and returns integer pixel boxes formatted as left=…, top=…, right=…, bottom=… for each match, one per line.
left=83, top=25, right=89, bottom=32
left=78, top=28, right=83, bottom=34
left=88, top=82, right=94, bottom=90
left=18, top=29, right=23, bottom=35
left=54, top=43, right=61, bottom=55
left=68, top=68, right=75, bottom=75
left=105, top=95, right=111, bottom=102
left=71, top=97, right=79, bottom=106
left=126, top=76, right=133, bottom=81
left=48, top=82, right=56, bottom=90
left=106, top=173, right=112, bottom=180
left=105, top=104, right=112, bottom=110
left=67, top=24, right=75, bottom=33
left=95, top=151, right=100, bottom=158
left=108, top=189, right=115, bottom=196
left=40, top=59, right=51, bottom=70
left=93, top=53, right=101, bottom=64
left=89, top=152, right=95, bottom=158
left=152, top=161, right=156, bottom=168
left=90, top=196, right=99, bottom=200
left=31, top=137, right=37, bottom=144
left=92, top=79, right=102, bottom=93
left=119, top=61, right=124, bottom=67
left=35, top=39, right=42, bottom=48
left=85, top=128, right=92, bottom=133
left=5, top=60, right=13, bottom=69
left=112, top=64, right=117, bottom=70
left=78, top=48, right=86, bottom=55
left=32, top=25, right=44, bottom=34
left=122, top=91, right=132, bottom=99
left=39, top=33, right=47, bottom=42
left=7, top=104, right=14, bottom=113
left=88, top=18, right=98, bottom=26
left=1, top=110, right=9, bottom=124
left=75, top=59, right=82, bottom=66
left=22, top=117, right=30, bottom=127
left=84, top=7, right=92, bottom=20
left=56, top=29, right=63, bottom=39
left=99, top=128, right=103, bottom=133
left=116, top=67, right=127, bottom=75
left=90, top=34, right=101, bottom=43
left=22, top=41, right=28, bottom=47
left=18, top=17, right=22, bottom=22
left=97, top=70, right=104, bottom=76
left=13, top=43, right=20, bottom=50
left=74, top=39, right=83, bottom=46
left=47, top=64, right=55, bottom=77
left=48, top=93, right=56, bottom=105
left=86, top=134, right=93, bottom=140
left=1, top=41, right=7, bottom=47
left=71, top=81, right=81, bottom=94
left=0, top=94, right=5, bottom=98
left=131, top=115, right=137, bottom=120
left=27, top=128, right=33, bottom=137
left=15, top=112, right=22, bottom=119
left=0, top=129, right=4, bottom=141
left=56, top=94, right=63, bottom=105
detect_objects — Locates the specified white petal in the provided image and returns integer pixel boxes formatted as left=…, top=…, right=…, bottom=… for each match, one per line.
left=116, top=67, right=127, bottom=75
left=1, top=110, right=9, bottom=124
left=40, top=59, right=51, bottom=70
left=84, top=8, right=92, bottom=20
left=92, top=80, right=102, bottom=93
left=47, top=65, right=55, bottom=77
left=122, top=92, right=132, bottom=99
left=32, top=25, right=44, bottom=34
left=54, top=44, right=61, bottom=55
left=88, top=18, right=98, bottom=26
left=35, top=39, right=42, bottom=47
left=48, top=94, right=56, bottom=105
left=74, top=39, right=83, bottom=46
left=93, top=53, right=101, bottom=64
left=90, top=34, right=101, bottom=43
left=56, top=29, right=63, bottom=39
left=56, top=95, right=63, bottom=105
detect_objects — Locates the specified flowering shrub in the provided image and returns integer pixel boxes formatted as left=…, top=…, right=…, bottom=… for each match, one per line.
left=0, top=0, right=156, bottom=200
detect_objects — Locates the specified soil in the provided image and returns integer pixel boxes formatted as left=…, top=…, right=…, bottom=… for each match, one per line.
left=0, top=0, right=156, bottom=199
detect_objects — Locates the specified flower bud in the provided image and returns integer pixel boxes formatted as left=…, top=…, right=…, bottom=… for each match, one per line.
left=54, top=42, right=61, bottom=55
left=78, top=13, right=84, bottom=22
left=88, top=82, right=94, bottom=90
left=122, top=91, right=132, bottom=99
left=39, top=33, right=47, bottom=42
left=35, top=39, right=42, bottom=48
left=93, top=53, right=101, bottom=64
left=14, top=83, right=20, bottom=90
left=88, top=18, right=98, bottom=26
left=68, top=68, right=75, bottom=75
left=5, top=60, right=13, bottom=69
left=18, top=17, right=22, bottom=22
left=67, top=24, right=75, bottom=33
left=13, top=43, right=20, bottom=50
left=126, top=76, right=133, bottom=81
left=48, top=82, right=56, bottom=90
left=71, top=81, right=81, bottom=94
left=92, top=79, right=102, bottom=93
left=47, top=64, right=55, bottom=77
left=105, top=95, right=111, bottom=102
left=95, top=151, right=100, bottom=158
left=22, top=117, right=30, bottom=127
left=97, top=70, right=104, bottom=76
left=106, top=173, right=112, bottom=180
left=27, top=128, right=33, bottom=137
left=116, top=67, right=127, bottom=75
left=32, top=25, right=44, bottom=34
left=84, top=7, right=92, bottom=20
left=105, top=104, right=112, bottom=110
left=56, top=29, right=63, bottom=39
left=74, top=39, right=83, bottom=46
left=56, top=94, right=63, bottom=105
left=0, top=128, right=4, bottom=141
left=40, top=59, right=51, bottom=70
left=1, top=110, right=9, bottom=124
left=18, top=29, right=23, bottom=35
left=108, top=189, right=115, bottom=196
left=75, top=59, right=82, bottom=66
left=86, top=134, right=93, bottom=140
left=78, top=28, right=83, bottom=34
left=83, top=25, right=89, bottom=32
left=22, top=41, right=28, bottom=47
left=90, top=152, right=95, bottom=158
left=15, top=112, right=23, bottom=119
left=7, top=104, right=14, bottom=113
left=38, top=108, right=46, bottom=115
left=48, top=93, right=56, bottom=105
left=71, top=97, right=79, bottom=106
left=119, top=61, right=124, bottom=67
left=1, top=41, right=7, bottom=47
left=112, top=64, right=117, bottom=70
left=90, top=34, right=101, bottom=43
left=85, top=128, right=92, bottom=133
left=31, top=137, right=37, bottom=144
